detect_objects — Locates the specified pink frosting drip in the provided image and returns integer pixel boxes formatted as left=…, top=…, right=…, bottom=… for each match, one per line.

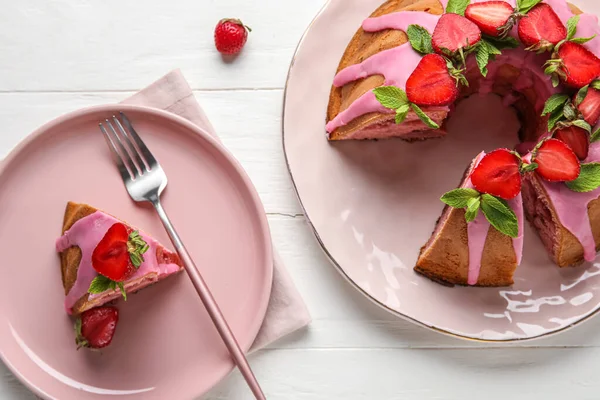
left=537, top=143, right=600, bottom=262
left=362, top=10, right=441, bottom=33
left=326, top=11, right=442, bottom=134
left=463, top=153, right=524, bottom=285
left=56, top=211, right=181, bottom=314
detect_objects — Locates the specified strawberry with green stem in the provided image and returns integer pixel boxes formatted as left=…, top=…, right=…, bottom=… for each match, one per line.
left=75, top=306, right=119, bottom=350
left=543, top=15, right=599, bottom=87
left=88, top=223, right=150, bottom=300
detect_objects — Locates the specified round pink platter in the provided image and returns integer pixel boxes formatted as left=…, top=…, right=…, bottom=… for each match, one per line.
left=0, top=104, right=273, bottom=399
left=283, top=0, right=600, bottom=341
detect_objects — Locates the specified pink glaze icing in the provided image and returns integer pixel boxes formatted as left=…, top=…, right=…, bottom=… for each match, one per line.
left=56, top=211, right=181, bottom=314
left=463, top=152, right=524, bottom=285
left=536, top=143, right=600, bottom=262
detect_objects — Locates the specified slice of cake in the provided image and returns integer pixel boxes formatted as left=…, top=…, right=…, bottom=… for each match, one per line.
left=522, top=137, right=600, bottom=267
left=415, top=150, right=525, bottom=286
left=57, top=202, right=183, bottom=315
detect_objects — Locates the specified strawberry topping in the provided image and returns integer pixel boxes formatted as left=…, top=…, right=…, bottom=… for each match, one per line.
left=577, top=87, right=600, bottom=125
left=406, top=54, right=459, bottom=106
left=553, top=126, right=590, bottom=160
left=518, top=4, right=566, bottom=51
left=75, top=306, right=119, bottom=349
left=470, top=149, right=522, bottom=200
left=432, top=13, right=481, bottom=54
left=465, top=1, right=514, bottom=37
left=557, top=41, right=600, bottom=88
left=534, top=139, right=581, bottom=182
left=92, top=223, right=136, bottom=282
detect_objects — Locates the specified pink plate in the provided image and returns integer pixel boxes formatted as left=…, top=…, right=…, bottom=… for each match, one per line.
left=283, top=0, right=600, bottom=341
left=0, top=104, right=273, bottom=399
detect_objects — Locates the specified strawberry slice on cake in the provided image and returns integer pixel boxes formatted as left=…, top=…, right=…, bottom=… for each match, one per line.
left=56, top=202, right=183, bottom=315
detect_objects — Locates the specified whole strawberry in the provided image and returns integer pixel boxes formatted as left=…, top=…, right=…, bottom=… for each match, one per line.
left=75, top=306, right=119, bottom=349
left=214, top=18, right=251, bottom=55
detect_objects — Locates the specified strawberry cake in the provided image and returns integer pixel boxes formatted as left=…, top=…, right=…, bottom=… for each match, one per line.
left=56, top=202, right=183, bottom=315
left=326, top=0, right=600, bottom=286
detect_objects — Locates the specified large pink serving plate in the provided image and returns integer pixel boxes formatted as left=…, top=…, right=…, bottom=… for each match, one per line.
left=0, top=105, right=272, bottom=399
left=283, top=0, right=600, bottom=341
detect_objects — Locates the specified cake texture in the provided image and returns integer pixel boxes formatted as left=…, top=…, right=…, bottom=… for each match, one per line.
left=326, top=0, right=600, bottom=285
left=57, top=202, right=183, bottom=315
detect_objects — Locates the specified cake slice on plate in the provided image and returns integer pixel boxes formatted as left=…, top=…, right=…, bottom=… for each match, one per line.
left=415, top=150, right=526, bottom=286
left=56, top=202, right=183, bottom=315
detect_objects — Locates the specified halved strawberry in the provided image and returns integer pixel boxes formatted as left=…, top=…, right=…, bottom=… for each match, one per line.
left=534, top=138, right=581, bottom=182
left=470, top=149, right=522, bottom=200
left=75, top=306, right=119, bottom=349
left=92, top=223, right=135, bottom=282
left=518, top=3, right=566, bottom=51
left=557, top=42, right=600, bottom=88
left=465, top=1, right=514, bottom=37
left=577, top=87, right=600, bottom=125
left=406, top=54, right=459, bottom=106
left=432, top=13, right=481, bottom=54
left=553, top=126, right=590, bottom=160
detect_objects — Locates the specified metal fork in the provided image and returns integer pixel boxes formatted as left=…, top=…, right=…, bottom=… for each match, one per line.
left=99, top=112, right=266, bottom=400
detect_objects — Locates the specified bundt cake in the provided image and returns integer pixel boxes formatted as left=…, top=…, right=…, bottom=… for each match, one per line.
left=56, top=202, right=183, bottom=315
left=326, top=0, right=600, bottom=286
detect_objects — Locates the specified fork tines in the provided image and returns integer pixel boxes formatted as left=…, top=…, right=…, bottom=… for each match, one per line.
left=99, top=113, right=157, bottom=181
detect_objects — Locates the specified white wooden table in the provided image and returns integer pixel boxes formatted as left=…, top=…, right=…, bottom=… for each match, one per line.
left=3, top=1, right=600, bottom=399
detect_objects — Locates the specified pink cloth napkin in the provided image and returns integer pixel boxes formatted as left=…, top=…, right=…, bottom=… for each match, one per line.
left=122, top=70, right=311, bottom=351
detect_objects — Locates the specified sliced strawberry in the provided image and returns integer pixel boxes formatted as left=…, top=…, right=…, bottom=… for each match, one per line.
left=576, top=87, right=600, bottom=125
left=92, top=223, right=135, bottom=282
left=75, top=306, right=119, bottom=349
left=465, top=1, right=514, bottom=37
left=406, top=54, right=459, bottom=106
left=518, top=4, right=566, bottom=51
left=553, top=126, right=590, bottom=160
left=557, top=41, right=600, bottom=88
left=534, top=138, right=581, bottom=182
left=470, top=149, right=522, bottom=200
left=432, top=13, right=481, bottom=54
left=156, top=246, right=182, bottom=266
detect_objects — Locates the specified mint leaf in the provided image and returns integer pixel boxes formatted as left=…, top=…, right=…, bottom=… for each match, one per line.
left=571, top=35, right=596, bottom=45
left=116, top=282, right=127, bottom=301
left=575, top=85, right=589, bottom=106
left=563, top=102, right=577, bottom=120
left=542, top=94, right=569, bottom=116
left=465, top=197, right=481, bottom=223
left=567, top=15, right=580, bottom=41
left=518, top=0, right=542, bottom=14
left=88, top=275, right=113, bottom=294
left=591, top=80, right=600, bottom=91
left=411, top=103, right=440, bottom=129
left=566, top=163, right=600, bottom=192
left=548, top=108, right=565, bottom=131
left=475, top=42, right=490, bottom=77
left=406, top=24, right=434, bottom=55
left=480, top=194, right=519, bottom=238
left=445, top=0, right=470, bottom=15
left=592, top=127, right=600, bottom=143
left=572, top=119, right=592, bottom=133
left=373, top=86, right=409, bottom=110
left=441, top=188, right=480, bottom=208
left=395, top=104, right=410, bottom=124
left=486, top=36, right=519, bottom=51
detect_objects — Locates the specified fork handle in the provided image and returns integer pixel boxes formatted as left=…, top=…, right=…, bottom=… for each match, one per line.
left=151, top=198, right=266, bottom=400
